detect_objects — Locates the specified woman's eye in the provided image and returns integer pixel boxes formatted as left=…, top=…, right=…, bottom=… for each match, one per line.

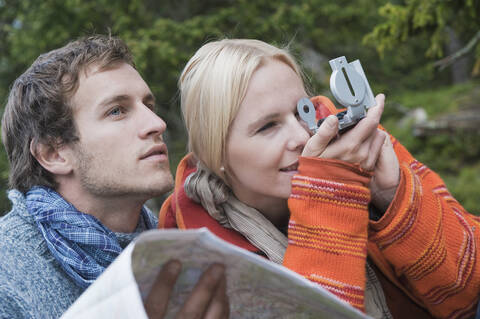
left=257, top=122, right=276, bottom=133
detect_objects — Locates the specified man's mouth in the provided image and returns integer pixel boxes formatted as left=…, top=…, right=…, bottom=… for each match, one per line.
left=140, top=144, right=168, bottom=161
left=279, top=161, right=299, bottom=172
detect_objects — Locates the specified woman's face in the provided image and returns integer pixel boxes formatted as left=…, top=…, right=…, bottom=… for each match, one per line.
left=225, top=58, right=310, bottom=224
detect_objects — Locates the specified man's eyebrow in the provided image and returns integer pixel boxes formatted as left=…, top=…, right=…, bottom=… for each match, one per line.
left=144, top=93, right=156, bottom=104
left=98, top=93, right=156, bottom=110
left=247, top=113, right=279, bottom=133
left=143, top=93, right=159, bottom=112
left=99, top=95, right=130, bottom=107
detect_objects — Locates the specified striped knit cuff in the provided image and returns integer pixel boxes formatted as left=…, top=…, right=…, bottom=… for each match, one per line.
left=290, top=156, right=372, bottom=232
left=298, top=157, right=373, bottom=187
left=288, top=172, right=370, bottom=255
left=286, top=157, right=371, bottom=311
left=369, top=163, right=421, bottom=249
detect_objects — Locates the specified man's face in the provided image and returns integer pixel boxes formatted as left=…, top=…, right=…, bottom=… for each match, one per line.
left=67, top=63, right=173, bottom=200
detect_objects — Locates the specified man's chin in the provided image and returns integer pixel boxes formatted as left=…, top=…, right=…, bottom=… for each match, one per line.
left=143, top=175, right=174, bottom=197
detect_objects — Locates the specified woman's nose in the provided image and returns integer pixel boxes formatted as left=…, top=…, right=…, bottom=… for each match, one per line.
left=286, top=119, right=310, bottom=152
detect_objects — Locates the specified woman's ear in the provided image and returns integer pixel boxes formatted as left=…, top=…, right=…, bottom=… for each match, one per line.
left=30, top=140, right=73, bottom=176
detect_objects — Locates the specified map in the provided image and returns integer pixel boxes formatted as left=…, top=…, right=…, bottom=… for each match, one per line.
left=62, top=228, right=369, bottom=319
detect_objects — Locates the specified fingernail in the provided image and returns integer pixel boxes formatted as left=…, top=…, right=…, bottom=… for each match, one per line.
left=326, top=115, right=337, bottom=129
left=166, top=259, right=182, bottom=275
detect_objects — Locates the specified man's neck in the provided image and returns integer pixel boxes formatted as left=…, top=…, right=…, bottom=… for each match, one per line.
left=56, top=185, right=146, bottom=233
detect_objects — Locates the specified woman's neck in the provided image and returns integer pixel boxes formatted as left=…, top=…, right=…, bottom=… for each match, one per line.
left=244, top=196, right=290, bottom=229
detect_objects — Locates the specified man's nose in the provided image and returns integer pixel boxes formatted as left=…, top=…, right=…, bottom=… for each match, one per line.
left=286, top=119, right=310, bottom=152
left=138, top=104, right=167, bottom=139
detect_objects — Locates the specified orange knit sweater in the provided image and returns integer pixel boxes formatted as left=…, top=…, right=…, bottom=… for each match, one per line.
left=159, top=96, right=480, bottom=318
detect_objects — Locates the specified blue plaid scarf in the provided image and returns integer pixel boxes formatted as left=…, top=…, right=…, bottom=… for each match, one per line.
left=25, top=186, right=157, bottom=288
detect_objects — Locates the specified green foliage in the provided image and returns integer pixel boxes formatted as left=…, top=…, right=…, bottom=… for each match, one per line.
left=382, top=81, right=480, bottom=214
left=0, top=0, right=478, bottom=215
left=388, top=81, right=477, bottom=116
left=365, top=0, right=480, bottom=71
left=444, top=165, right=480, bottom=214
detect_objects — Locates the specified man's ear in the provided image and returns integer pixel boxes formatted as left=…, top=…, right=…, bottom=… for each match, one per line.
left=30, top=140, right=73, bottom=175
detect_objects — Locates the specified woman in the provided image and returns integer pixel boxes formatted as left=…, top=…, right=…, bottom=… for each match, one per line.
left=160, top=39, right=480, bottom=318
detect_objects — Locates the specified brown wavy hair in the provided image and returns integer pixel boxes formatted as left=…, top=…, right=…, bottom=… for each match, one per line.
left=1, top=35, right=134, bottom=193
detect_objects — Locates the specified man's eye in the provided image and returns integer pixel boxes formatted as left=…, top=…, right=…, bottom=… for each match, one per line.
left=108, top=106, right=124, bottom=116
left=257, top=122, right=276, bottom=133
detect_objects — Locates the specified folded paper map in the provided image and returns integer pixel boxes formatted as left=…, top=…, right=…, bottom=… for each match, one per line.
left=62, top=228, right=369, bottom=319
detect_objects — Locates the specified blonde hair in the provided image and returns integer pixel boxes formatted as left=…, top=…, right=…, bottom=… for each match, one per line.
left=179, top=39, right=305, bottom=263
left=179, top=39, right=303, bottom=182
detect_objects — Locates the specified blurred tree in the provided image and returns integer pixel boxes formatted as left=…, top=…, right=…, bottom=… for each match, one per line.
left=0, top=0, right=477, bottom=214
left=365, top=0, right=480, bottom=83
left=2, top=0, right=406, bottom=214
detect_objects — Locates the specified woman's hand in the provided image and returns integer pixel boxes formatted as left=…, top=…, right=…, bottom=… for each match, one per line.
left=369, top=131, right=400, bottom=213
left=302, top=94, right=400, bottom=213
left=302, top=94, right=386, bottom=171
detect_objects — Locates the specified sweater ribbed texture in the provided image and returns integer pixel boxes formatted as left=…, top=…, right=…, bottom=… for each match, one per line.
left=368, top=135, right=480, bottom=319
left=0, top=190, right=83, bottom=318
left=286, top=157, right=372, bottom=311
left=0, top=190, right=154, bottom=318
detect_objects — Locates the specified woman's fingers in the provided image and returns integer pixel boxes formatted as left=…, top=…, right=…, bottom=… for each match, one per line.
left=361, top=129, right=386, bottom=171
left=301, top=94, right=386, bottom=169
left=301, top=115, right=338, bottom=157
left=314, top=94, right=386, bottom=164
left=341, top=93, right=385, bottom=146
left=370, top=131, right=400, bottom=212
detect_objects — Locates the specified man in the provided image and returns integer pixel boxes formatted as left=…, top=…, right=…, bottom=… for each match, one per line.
left=0, top=35, right=228, bottom=318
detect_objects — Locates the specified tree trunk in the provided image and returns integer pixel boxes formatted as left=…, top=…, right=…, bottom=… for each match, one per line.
left=445, top=26, right=471, bottom=84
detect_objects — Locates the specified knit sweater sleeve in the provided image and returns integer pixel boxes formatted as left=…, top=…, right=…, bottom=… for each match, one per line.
left=285, top=157, right=373, bottom=312
left=369, top=135, right=480, bottom=319
left=0, top=285, right=29, bottom=319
